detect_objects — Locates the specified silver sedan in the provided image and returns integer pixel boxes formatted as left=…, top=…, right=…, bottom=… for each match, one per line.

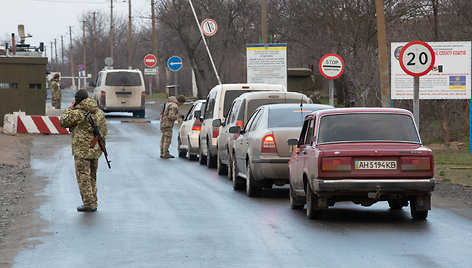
left=230, top=103, right=333, bottom=197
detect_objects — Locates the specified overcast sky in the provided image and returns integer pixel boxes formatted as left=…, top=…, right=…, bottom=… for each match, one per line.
left=1, top=0, right=149, bottom=54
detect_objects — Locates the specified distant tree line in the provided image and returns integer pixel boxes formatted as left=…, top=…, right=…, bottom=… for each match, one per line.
left=34, top=0, right=472, bottom=143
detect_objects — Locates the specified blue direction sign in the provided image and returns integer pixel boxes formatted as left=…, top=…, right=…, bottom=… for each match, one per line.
left=77, top=64, right=85, bottom=72
left=167, top=56, right=183, bottom=72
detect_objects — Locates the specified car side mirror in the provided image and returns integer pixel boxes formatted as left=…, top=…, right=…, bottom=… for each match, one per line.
left=229, top=125, right=241, bottom=134
left=212, top=119, right=222, bottom=127
left=287, top=139, right=298, bottom=146
left=194, top=110, right=201, bottom=119
left=181, top=114, right=185, bottom=120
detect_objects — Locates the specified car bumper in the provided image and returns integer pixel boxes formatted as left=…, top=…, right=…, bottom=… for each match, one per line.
left=312, top=178, right=436, bottom=193
left=251, top=157, right=290, bottom=181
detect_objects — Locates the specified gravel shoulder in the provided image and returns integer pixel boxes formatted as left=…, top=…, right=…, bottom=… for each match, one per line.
left=0, top=130, right=472, bottom=267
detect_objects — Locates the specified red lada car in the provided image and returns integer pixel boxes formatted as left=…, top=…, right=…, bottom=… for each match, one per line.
left=288, top=108, right=435, bottom=220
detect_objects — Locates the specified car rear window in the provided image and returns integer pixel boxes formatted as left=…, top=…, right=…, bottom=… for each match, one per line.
left=317, top=113, right=420, bottom=144
left=223, top=90, right=253, bottom=116
left=268, top=107, right=316, bottom=128
left=105, top=72, right=142, bottom=86
left=247, top=98, right=307, bottom=123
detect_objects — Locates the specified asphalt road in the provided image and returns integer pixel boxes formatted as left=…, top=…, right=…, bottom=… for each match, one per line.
left=11, top=90, right=472, bottom=267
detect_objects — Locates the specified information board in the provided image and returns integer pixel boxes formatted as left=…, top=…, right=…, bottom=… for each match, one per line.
left=246, top=44, right=287, bottom=88
left=391, top=41, right=471, bottom=99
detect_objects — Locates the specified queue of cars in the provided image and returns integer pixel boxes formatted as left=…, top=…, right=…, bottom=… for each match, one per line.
left=177, top=84, right=436, bottom=220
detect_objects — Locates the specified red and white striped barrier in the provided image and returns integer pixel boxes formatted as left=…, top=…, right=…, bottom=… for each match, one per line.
left=2, top=112, right=69, bottom=135
left=17, top=115, right=69, bottom=134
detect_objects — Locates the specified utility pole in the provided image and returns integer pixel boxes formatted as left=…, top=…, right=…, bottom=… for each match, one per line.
left=61, top=35, right=64, bottom=74
left=82, top=20, right=87, bottom=74
left=69, top=26, right=76, bottom=90
left=54, top=39, right=58, bottom=72
left=93, top=12, right=97, bottom=78
left=261, top=0, right=268, bottom=43
left=151, top=0, right=158, bottom=93
left=110, top=0, right=114, bottom=60
left=375, top=0, right=390, bottom=107
left=128, top=0, right=133, bottom=69
left=50, top=42, right=54, bottom=69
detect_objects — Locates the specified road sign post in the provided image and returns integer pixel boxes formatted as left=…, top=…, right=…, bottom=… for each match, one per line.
left=167, top=56, right=183, bottom=96
left=399, top=41, right=435, bottom=128
left=319, top=54, right=345, bottom=106
left=144, top=54, right=157, bottom=96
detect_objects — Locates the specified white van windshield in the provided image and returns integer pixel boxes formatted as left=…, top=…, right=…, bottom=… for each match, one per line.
left=105, top=72, right=142, bottom=86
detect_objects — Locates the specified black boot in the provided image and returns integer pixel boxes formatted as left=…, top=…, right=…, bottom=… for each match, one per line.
left=77, top=205, right=97, bottom=212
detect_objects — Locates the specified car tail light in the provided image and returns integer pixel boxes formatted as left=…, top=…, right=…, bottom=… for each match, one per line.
left=321, top=157, right=352, bottom=171
left=192, top=120, right=202, bottom=131
left=141, top=91, right=146, bottom=107
left=236, top=120, right=243, bottom=127
left=212, top=126, right=219, bottom=138
left=401, top=157, right=431, bottom=171
left=100, top=91, right=106, bottom=105
left=261, top=134, right=277, bottom=153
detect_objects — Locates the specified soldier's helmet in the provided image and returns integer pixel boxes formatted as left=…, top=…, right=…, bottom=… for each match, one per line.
left=177, top=95, right=186, bottom=104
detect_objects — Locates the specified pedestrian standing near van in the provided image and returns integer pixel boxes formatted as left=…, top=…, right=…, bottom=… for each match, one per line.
left=60, top=89, right=108, bottom=212
left=51, top=73, right=61, bottom=109
left=160, top=95, right=185, bottom=158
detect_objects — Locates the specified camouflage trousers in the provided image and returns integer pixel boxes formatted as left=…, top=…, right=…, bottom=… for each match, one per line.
left=74, top=157, right=98, bottom=209
left=160, top=127, right=173, bottom=156
left=52, top=98, right=61, bottom=109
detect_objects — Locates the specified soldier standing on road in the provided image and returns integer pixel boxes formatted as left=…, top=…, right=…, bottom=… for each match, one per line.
left=51, top=74, right=61, bottom=109
left=160, top=95, right=185, bottom=158
left=59, top=90, right=108, bottom=212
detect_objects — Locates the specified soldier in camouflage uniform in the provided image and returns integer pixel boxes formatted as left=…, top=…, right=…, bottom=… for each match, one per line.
left=160, top=95, right=185, bottom=158
left=60, top=90, right=108, bottom=212
left=51, top=74, right=61, bottom=109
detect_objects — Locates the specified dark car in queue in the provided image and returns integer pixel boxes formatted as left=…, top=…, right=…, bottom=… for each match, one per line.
left=288, top=108, right=435, bottom=220
left=229, top=103, right=333, bottom=197
left=215, top=91, right=313, bottom=177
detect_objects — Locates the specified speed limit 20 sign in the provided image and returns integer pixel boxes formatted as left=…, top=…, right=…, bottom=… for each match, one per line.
left=399, top=41, right=435, bottom=77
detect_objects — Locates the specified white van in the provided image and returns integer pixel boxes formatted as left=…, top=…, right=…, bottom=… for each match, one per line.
left=93, top=69, right=146, bottom=118
left=198, top=83, right=286, bottom=167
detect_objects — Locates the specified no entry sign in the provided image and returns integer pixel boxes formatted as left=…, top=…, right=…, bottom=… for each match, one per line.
left=399, top=41, right=435, bottom=77
left=319, top=53, right=345, bottom=79
left=144, top=54, right=157, bottom=68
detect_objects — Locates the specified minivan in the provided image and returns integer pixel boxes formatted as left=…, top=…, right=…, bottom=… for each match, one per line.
left=198, top=83, right=286, bottom=168
left=93, top=69, right=146, bottom=118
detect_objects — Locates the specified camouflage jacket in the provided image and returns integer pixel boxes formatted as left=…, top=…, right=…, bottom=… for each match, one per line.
left=161, top=96, right=180, bottom=128
left=51, top=79, right=61, bottom=100
left=59, top=98, right=108, bottom=159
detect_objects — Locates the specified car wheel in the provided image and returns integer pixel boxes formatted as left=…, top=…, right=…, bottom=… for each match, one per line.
left=246, top=163, right=261, bottom=197
left=289, top=183, right=304, bottom=210
left=139, top=110, right=145, bottom=118
left=216, top=153, right=227, bottom=175
left=232, top=154, right=244, bottom=191
left=306, top=184, right=322, bottom=219
left=132, top=111, right=139, bottom=118
left=410, top=197, right=428, bottom=220
left=199, top=144, right=207, bottom=165
left=178, top=138, right=186, bottom=158
left=227, top=151, right=233, bottom=180
left=206, top=141, right=216, bottom=168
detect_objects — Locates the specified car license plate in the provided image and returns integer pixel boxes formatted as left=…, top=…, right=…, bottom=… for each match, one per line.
left=116, top=92, right=131, bottom=98
left=355, top=160, right=397, bottom=170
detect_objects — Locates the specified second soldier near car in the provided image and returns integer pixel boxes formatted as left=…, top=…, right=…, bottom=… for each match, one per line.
left=160, top=95, right=185, bottom=158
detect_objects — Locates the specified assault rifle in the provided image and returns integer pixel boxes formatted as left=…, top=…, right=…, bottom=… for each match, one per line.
left=86, top=112, right=111, bottom=169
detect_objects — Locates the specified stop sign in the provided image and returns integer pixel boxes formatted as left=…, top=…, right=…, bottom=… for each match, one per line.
left=144, top=54, right=157, bottom=68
